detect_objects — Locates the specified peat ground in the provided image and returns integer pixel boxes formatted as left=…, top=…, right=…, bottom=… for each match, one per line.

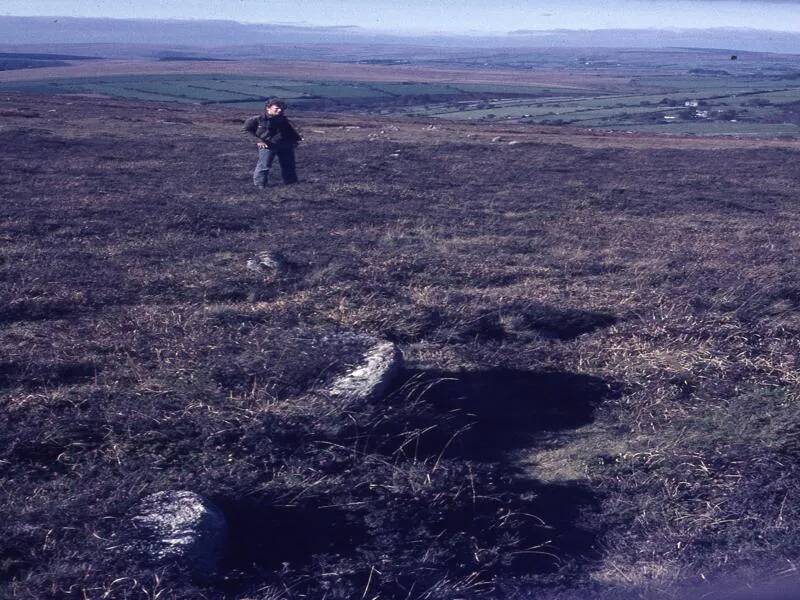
left=2, top=93, right=800, bottom=599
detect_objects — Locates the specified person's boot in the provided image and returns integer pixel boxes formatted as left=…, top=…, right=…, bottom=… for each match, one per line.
left=254, top=174, right=268, bottom=189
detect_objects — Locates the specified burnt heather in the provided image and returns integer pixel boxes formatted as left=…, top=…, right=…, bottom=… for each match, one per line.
left=2, top=93, right=800, bottom=599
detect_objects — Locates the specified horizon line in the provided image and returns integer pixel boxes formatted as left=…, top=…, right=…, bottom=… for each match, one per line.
left=3, top=14, right=800, bottom=37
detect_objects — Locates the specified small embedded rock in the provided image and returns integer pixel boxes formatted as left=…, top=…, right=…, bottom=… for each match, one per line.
left=246, top=251, right=287, bottom=277
left=131, top=491, right=227, bottom=575
left=328, top=340, right=403, bottom=404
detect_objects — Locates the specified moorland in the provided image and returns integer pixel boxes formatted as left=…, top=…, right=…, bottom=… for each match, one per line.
left=2, top=84, right=800, bottom=599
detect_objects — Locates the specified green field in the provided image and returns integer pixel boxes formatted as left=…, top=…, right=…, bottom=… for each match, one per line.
left=4, top=71, right=800, bottom=136
left=404, top=79, right=800, bottom=135
left=0, top=74, right=546, bottom=105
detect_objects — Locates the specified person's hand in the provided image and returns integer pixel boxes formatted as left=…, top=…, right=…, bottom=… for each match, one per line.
left=257, top=142, right=269, bottom=149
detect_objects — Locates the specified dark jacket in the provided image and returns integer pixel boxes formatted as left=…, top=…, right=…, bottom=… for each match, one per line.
left=243, top=114, right=302, bottom=147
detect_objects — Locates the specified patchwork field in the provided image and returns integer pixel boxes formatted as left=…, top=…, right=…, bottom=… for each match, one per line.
left=0, top=72, right=583, bottom=114
left=3, top=46, right=800, bottom=136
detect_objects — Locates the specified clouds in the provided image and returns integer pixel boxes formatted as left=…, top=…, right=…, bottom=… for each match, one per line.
left=3, top=0, right=800, bottom=33
left=662, top=0, right=800, bottom=2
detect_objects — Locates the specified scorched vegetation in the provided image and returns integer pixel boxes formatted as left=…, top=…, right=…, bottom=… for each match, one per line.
left=1, top=93, right=800, bottom=599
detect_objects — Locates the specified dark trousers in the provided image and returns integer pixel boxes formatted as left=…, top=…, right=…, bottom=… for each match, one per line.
left=253, top=144, right=298, bottom=188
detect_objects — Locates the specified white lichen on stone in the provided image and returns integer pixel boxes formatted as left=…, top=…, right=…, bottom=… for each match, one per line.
left=131, top=490, right=227, bottom=574
left=328, top=341, right=403, bottom=402
left=246, top=251, right=286, bottom=275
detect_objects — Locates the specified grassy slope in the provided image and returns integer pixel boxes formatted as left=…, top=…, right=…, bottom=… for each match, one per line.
left=2, top=94, right=800, bottom=599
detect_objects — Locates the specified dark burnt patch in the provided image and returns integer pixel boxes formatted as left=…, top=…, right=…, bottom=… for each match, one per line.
left=0, top=128, right=127, bottom=157
left=733, top=285, right=800, bottom=325
left=439, top=305, right=616, bottom=344
left=453, top=310, right=507, bottom=342
left=218, top=499, right=367, bottom=574
left=0, top=361, right=97, bottom=390
left=2, top=420, right=105, bottom=465
left=378, top=369, right=615, bottom=462
left=502, top=302, right=618, bottom=340
left=0, top=547, right=29, bottom=585
left=501, top=479, right=602, bottom=572
left=0, top=298, right=81, bottom=324
left=377, top=305, right=445, bottom=343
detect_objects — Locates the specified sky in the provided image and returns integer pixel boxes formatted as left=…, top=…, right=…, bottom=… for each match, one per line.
left=4, top=0, right=800, bottom=34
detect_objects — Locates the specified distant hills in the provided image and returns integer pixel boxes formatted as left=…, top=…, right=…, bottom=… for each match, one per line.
left=1, top=16, right=799, bottom=54
left=0, top=17, right=369, bottom=46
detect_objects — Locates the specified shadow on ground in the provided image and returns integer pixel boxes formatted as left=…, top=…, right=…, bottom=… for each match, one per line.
left=451, top=305, right=618, bottom=343
left=390, top=368, right=618, bottom=570
left=218, top=500, right=368, bottom=572
left=415, top=368, right=617, bottom=569
left=387, top=368, right=614, bottom=461
left=210, top=367, right=617, bottom=595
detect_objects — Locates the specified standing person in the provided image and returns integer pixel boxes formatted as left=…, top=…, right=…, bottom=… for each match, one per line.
left=243, top=98, right=302, bottom=189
